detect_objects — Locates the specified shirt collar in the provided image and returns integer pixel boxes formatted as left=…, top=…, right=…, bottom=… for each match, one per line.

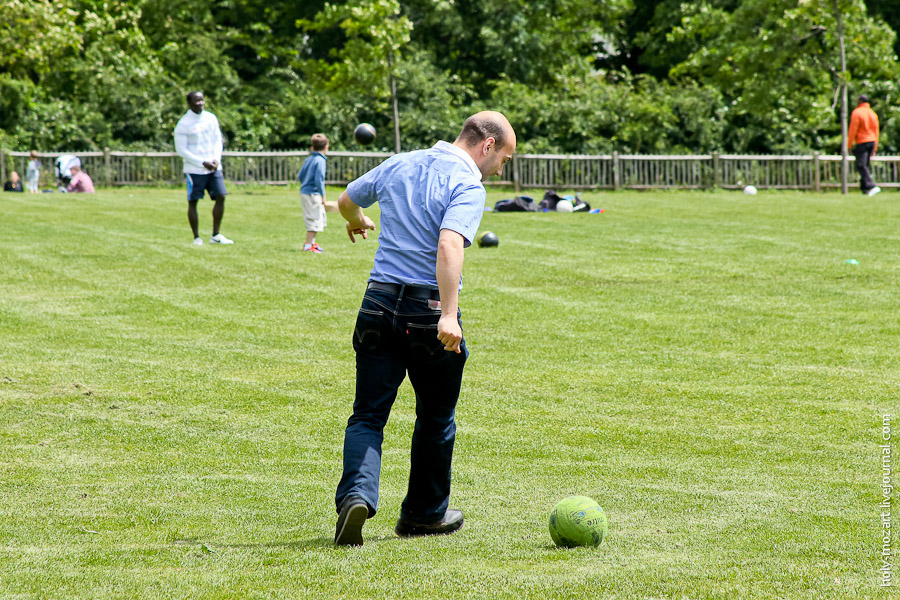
left=433, top=140, right=481, bottom=179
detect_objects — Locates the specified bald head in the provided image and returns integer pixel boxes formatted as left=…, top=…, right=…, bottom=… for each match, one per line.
left=456, top=111, right=514, bottom=150
left=454, top=111, right=516, bottom=180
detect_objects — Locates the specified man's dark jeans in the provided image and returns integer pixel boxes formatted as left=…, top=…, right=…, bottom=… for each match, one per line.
left=853, top=141, right=876, bottom=194
left=335, top=287, right=468, bottom=523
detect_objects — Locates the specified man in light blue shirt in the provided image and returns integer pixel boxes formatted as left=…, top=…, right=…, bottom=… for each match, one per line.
left=333, top=111, right=516, bottom=546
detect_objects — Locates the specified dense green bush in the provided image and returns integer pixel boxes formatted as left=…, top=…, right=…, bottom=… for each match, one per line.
left=1, top=0, right=897, bottom=154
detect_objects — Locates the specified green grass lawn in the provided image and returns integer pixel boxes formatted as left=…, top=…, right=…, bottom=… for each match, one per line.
left=0, top=185, right=896, bottom=599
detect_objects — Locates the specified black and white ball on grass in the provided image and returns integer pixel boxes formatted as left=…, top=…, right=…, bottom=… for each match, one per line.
left=477, top=231, right=499, bottom=248
left=549, top=496, right=608, bottom=548
left=354, top=123, right=376, bottom=146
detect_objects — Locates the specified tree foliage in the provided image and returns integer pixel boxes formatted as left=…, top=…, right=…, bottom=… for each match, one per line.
left=0, top=0, right=898, bottom=153
left=657, top=0, right=900, bottom=152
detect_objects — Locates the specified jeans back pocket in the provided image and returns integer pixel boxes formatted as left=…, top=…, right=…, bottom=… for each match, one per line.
left=353, top=308, right=385, bottom=353
left=406, top=321, right=448, bottom=362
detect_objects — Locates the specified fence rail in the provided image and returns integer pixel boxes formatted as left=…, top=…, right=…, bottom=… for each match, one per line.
left=3, top=148, right=899, bottom=192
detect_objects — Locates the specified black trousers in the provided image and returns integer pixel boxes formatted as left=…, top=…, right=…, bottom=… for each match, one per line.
left=853, top=142, right=876, bottom=194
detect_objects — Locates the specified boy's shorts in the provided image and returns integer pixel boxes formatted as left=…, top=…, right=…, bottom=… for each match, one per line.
left=300, top=193, right=327, bottom=232
left=186, top=171, right=227, bottom=202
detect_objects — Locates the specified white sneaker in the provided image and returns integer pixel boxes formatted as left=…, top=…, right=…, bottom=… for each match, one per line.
left=193, top=237, right=203, bottom=246
left=210, top=233, right=234, bottom=244
left=867, top=186, right=881, bottom=197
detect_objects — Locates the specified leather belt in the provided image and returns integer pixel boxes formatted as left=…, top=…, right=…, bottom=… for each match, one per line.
left=366, top=281, right=441, bottom=300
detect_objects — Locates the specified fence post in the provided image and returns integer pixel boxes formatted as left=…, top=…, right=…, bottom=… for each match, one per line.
left=712, top=152, right=720, bottom=189
left=0, top=148, right=6, bottom=186
left=512, top=154, right=520, bottom=192
left=104, top=147, right=111, bottom=187
left=612, top=151, right=620, bottom=191
left=813, top=151, right=820, bottom=193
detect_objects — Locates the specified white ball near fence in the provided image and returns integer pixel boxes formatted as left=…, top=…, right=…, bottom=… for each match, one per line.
left=743, top=185, right=758, bottom=195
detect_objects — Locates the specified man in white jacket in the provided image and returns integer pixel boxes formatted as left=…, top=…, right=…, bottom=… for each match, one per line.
left=174, top=91, right=233, bottom=245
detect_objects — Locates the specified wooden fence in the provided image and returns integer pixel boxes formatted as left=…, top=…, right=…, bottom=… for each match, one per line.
left=3, top=148, right=899, bottom=192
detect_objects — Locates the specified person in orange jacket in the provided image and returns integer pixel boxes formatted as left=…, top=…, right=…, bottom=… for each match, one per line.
left=848, top=94, right=880, bottom=197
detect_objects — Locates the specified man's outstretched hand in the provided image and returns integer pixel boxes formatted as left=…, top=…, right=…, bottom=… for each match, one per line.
left=346, top=217, right=375, bottom=243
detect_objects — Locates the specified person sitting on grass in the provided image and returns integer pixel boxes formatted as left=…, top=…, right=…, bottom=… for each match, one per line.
left=66, top=165, right=95, bottom=193
left=3, top=171, right=24, bottom=192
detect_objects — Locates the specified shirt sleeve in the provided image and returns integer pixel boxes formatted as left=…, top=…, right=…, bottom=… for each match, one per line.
left=315, top=158, right=326, bottom=196
left=874, top=112, right=880, bottom=152
left=211, top=115, right=223, bottom=165
left=847, top=110, right=859, bottom=149
left=297, top=160, right=307, bottom=182
left=346, top=161, right=387, bottom=208
left=440, top=182, right=486, bottom=248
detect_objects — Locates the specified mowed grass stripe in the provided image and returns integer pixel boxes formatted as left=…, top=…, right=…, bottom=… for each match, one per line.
left=0, top=187, right=895, bottom=599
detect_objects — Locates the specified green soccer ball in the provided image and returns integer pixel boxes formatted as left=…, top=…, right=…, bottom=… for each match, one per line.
left=549, top=496, right=608, bottom=548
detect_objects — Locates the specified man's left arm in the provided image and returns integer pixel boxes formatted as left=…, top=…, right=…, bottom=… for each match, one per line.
left=338, top=190, right=375, bottom=242
left=848, top=110, right=859, bottom=150
left=436, top=229, right=465, bottom=354
left=212, top=116, right=224, bottom=168
left=317, top=158, right=327, bottom=199
left=874, top=114, right=880, bottom=155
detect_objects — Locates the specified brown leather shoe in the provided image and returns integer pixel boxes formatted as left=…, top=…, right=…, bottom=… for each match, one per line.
left=394, top=509, right=464, bottom=537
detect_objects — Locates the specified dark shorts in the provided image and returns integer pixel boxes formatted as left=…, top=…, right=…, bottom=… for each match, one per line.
left=186, top=171, right=227, bottom=202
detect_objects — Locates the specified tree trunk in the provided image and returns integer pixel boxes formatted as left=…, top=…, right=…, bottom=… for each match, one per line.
left=389, top=54, right=401, bottom=154
left=833, top=0, right=849, bottom=195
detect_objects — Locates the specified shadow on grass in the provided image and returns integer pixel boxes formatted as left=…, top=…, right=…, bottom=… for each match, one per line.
left=194, top=535, right=402, bottom=550
left=177, top=535, right=591, bottom=553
